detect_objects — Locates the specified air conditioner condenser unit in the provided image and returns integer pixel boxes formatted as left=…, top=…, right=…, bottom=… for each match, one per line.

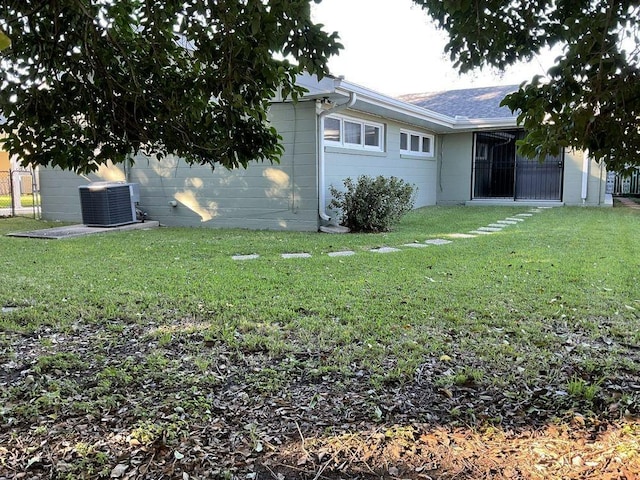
left=78, top=182, right=139, bottom=227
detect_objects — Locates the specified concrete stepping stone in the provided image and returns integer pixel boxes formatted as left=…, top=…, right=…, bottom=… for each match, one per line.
left=469, top=230, right=495, bottom=235
left=402, top=243, right=429, bottom=248
left=370, top=247, right=402, bottom=253
left=515, top=213, right=534, bottom=217
left=327, top=250, right=356, bottom=257
left=487, top=223, right=506, bottom=228
left=232, top=254, right=260, bottom=261
left=496, top=220, right=518, bottom=225
left=447, top=233, right=477, bottom=239
left=505, top=217, right=525, bottom=222
left=282, top=253, right=312, bottom=259
left=477, top=226, right=503, bottom=232
left=425, top=238, right=453, bottom=245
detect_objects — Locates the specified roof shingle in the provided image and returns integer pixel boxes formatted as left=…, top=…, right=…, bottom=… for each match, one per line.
left=398, top=85, right=519, bottom=120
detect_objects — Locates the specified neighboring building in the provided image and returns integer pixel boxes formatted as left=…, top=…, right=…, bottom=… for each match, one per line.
left=38, top=74, right=610, bottom=231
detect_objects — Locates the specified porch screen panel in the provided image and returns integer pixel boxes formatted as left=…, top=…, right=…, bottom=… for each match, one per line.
left=473, top=131, right=517, bottom=198
left=515, top=152, right=563, bottom=200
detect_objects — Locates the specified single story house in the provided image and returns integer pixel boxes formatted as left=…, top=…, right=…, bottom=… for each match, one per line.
left=39, top=74, right=611, bottom=231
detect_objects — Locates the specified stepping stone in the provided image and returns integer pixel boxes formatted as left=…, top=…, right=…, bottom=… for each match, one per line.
left=505, top=217, right=525, bottom=222
left=402, top=243, right=429, bottom=248
left=496, top=220, right=518, bottom=225
left=370, top=247, right=401, bottom=253
left=469, top=230, right=495, bottom=235
left=447, top=233, right=477, bottom=239
left=327, top=250, right=356, bottom=257
left=232, top=254, right=260, bottom=261
left=477, top=227, right=503, bottom=232
left=425, top=238, right=453, bottom=245
left=282, top=253, right=312, bottom=259
left=487, top=224, right=506, bottom=228
left=515, top=213, right=533, bottom=217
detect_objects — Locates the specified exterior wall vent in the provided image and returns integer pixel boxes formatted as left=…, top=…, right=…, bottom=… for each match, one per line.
left=78, top=182, right=139, bottom=227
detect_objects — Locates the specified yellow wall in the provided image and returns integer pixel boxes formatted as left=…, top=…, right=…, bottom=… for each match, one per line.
left=0, top=150, right=8, bottom=171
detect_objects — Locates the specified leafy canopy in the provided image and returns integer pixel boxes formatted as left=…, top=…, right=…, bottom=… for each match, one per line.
left=413, top=0, right=640, bottom=173
left=0, top=0, right=341, bottom=173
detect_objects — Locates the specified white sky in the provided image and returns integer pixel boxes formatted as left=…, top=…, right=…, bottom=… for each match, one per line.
left=311, top=0, right=557, bottom=96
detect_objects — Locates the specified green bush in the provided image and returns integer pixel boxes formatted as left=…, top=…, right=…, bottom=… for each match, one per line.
left=328, top=175, right=416, bottom=232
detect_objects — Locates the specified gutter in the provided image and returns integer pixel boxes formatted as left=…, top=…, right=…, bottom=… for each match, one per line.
left=317, top=91, right=357, bottom=222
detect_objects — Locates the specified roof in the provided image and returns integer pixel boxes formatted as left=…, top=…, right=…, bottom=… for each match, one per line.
left=398, top=85, right=519, bottom=120
left=292, top=74, right=519, bottom=133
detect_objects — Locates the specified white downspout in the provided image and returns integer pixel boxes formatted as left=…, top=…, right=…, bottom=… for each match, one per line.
left=317, top=92, right=357, bottom=222
left=581, top=150, right=590, bottom=204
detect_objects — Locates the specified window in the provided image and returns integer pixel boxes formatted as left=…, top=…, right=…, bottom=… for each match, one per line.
left=324, top=117, right=341, bottom=143
left=324, top=115, right=384, bottom=152
left=400, top=130, right=434, bottom=157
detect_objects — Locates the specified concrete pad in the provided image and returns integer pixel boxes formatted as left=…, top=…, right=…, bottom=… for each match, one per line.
left=402, top=243, right=429, bottom=248
left=282, top=253, right=312, bottom=259
left=370, top=247, right=401, bottom=253
left=319, top=225, right=350, bottom=234
left=327, top=250, right=356, bottom=257
left=232, top=254, right=260, bottom=261
left=425, top=238, right=453, bottom=245
left=7, top=221, right=160, bottom=239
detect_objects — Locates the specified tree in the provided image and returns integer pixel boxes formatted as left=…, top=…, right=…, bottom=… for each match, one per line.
left=0, top=1, right=341, bottom=173
left=413, top=0, right=640, bottom=174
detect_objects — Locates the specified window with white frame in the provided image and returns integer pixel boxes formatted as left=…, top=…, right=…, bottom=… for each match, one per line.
left=324, top=115, right=384, bottom=152
left=400, top=129, right=434, bottom=157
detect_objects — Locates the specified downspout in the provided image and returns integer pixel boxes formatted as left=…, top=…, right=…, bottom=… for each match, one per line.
left=581, top=150, right=590, bottom=205
left=317, top=92, right=357, bottom=222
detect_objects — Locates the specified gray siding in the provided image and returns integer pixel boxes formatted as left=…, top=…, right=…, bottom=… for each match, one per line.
left=563, top=149, right=609, bottom=206
left=39, top=167, right=107, bottom=222
left=436, top=132, right=473, bottom=205
left=40, top=101, right=320, bottom=231
left=435, top=132, right=609, bottom=206
left=324, top=110, right=438, bottom=218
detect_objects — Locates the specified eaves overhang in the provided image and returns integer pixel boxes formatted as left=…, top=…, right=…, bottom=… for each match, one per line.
left=291, top=73, right=519, bottom=134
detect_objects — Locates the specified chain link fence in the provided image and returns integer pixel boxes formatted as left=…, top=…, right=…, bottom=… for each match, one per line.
left=0, top=169, right=41, bottom=218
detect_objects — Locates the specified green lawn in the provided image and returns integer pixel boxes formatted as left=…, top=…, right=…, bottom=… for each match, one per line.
left=0, top=194, right=40, bottom=208
left=0, top=207, right=638, bottom=479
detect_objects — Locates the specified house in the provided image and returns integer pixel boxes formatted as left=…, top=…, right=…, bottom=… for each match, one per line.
left=38, top=74, right=611, bottom=231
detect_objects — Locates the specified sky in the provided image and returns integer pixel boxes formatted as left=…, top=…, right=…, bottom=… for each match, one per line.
left=310, top=0, right=557, bottom=97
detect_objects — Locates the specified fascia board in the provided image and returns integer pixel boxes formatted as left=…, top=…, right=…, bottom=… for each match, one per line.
left=335, top=82, right=456, bottom=130
left=296, top=75, right=521, bottom=133
left=450, top=117, right=519, bottom=131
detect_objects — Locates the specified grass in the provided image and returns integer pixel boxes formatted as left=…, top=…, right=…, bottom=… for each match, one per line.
left=0, top=206, right=639, bottom=478
left=0, top=194, right=40, bottom=208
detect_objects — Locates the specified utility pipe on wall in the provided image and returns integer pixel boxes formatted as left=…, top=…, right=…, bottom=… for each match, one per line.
left=317, top=92, right=357, bottom=222
left=581, top=150, right=590, bottom=204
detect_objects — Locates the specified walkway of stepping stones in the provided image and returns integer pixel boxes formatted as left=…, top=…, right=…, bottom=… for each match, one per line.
left=231, top=207, right=550, bottom=261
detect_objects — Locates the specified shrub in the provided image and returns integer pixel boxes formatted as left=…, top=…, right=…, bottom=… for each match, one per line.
left=328, top=175, right=416, bottom=232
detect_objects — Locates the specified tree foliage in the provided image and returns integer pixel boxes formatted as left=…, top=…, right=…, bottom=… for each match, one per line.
left=413, top=0, right=640, bottom=173
left=0, top=0, right=341, bottom=173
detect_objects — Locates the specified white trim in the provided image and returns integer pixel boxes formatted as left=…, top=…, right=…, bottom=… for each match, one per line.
left=400, top=129, right=434, bottom=158
left=293, top=74, right=519, bottom=134
left=323, top=113, right=384, bottom=152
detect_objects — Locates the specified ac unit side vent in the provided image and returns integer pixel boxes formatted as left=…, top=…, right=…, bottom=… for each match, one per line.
left=79, top=183, right=138, bottom=227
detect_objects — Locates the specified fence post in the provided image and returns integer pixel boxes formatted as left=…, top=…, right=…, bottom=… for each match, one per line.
left=10, top=169, right=23, bottom=215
